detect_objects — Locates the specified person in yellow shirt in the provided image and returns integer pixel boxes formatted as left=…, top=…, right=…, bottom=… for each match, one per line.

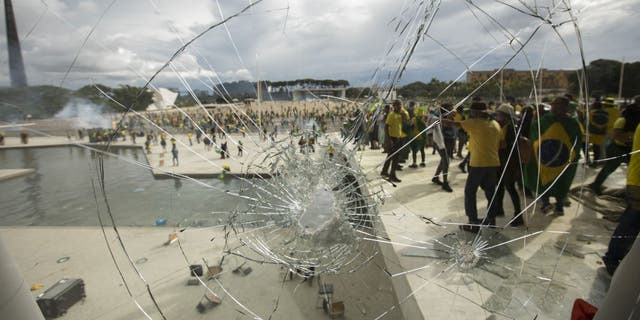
left=602, top=122, right=640, bottom=275
left=588, top=100, right=607, bottom=163
left=446, top=101, right=501, bottom=231
left=603, top=98, right=621, bottom=136
left=381, top=100, right=408, bottom=183
left=589, top=97, right=640, bottom=195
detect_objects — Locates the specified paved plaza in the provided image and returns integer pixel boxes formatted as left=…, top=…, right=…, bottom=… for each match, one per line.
left=0, top=131, right=628, bottom=319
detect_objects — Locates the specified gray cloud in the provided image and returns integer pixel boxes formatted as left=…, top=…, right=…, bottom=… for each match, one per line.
left=0, top=0, right=638, bottom=90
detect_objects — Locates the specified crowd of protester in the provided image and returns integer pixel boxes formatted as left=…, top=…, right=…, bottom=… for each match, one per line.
left=369, top=94, right=639, bottom=276
left=65, top=95, right=640, bottom=277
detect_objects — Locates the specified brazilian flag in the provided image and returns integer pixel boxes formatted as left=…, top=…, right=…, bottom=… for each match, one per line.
left=589, top=109, right=608, bottom=145
left=525, top=113, right=583, bottom=198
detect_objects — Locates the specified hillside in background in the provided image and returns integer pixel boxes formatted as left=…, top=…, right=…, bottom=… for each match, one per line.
left=1, top=60, right=637, bottom=121
left=0, top=86, right=72, bottom=121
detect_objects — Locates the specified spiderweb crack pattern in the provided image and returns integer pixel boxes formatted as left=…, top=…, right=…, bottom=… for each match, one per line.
left=1, top=0, right=636, bottom=319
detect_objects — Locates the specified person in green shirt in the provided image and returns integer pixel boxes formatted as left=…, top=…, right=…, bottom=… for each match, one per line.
left=408, top=107, right=427, bottom=168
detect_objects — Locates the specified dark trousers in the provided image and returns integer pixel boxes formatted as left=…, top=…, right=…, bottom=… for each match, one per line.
left=457, top=133, right=468, bottom=156
left=444, top=138, right=456, bottom=159
left=434, top=147, right=449, bottom=182
left=464, top=166, right=498, bottom=223
left=593, top=143, right=631, bottom=188
left=411, top=145, right=425, bottom=164
left=603, top=187, right=640, bottom=273
left=381, top=137, right=401, bottom=178
left=591, top=144, right=602, bottom=162
left=494, top=169, right=522, bottom=219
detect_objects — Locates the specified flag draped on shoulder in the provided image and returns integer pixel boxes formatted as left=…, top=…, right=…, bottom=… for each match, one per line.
left=525, top=113, right=583, bottom=197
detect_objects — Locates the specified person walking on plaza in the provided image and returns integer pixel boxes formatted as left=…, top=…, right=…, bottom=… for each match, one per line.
left=588, top=100, right=607, bottom=164
left=160, top=132, right=167, bottom=151
left=455, top=106, right=468, bottom=159
left=145, top=136, right=152, bottom=154
left=381, top=100, right=408, bottom=183
left=446, top=101, right=501, bottom=231
left=237, top=140, right=244, bottom=157
left=408, top=107, right=427, bottom=168
left=429, top=105, right=453, bottom=192
left=220, top=141, right=228, bottom=159
left=171, top=138, right=179, bottom=166
left=588, top=97, right=640, bottom=195
left=525, top=96, right=583, bottom=215
left=493, top=104, right=524, bottom=226
left=602, top=122, right=640, bottom=275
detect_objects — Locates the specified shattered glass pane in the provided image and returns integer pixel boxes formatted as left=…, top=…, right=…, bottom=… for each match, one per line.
left=0, top=0, right=635, bottom=319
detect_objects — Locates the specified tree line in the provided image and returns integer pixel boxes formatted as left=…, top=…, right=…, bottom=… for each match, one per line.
left=398, top=59, right=640, bottom=101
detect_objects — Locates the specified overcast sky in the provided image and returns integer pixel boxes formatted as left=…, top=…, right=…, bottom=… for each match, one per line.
left=1, top=0, right=639, bottom=90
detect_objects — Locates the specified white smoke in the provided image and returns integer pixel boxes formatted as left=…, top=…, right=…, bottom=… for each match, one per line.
left=54, top=98, right=112, bottom=128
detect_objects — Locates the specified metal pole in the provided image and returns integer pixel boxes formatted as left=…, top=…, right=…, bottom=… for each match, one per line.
left=617, top=59, right=625, bottom=99
left=499, top=69, right=504, bottom=103
left=0, top=234, right=45, bottom=319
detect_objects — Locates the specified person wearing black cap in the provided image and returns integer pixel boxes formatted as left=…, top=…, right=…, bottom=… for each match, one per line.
left=445, top=101, right=502, bottom=231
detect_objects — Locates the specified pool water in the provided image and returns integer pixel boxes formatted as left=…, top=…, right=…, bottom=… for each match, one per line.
left=0, top=146, right=248, bottom=227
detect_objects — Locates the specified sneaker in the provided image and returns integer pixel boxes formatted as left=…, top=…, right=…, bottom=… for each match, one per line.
left=588, top=183, right=603, bottom=195
left=389, top=176, right=402, bottom=183
left=510, top=217, right=525, bottom=227
left=541, top=203, right=553, bottom=214
left=419, top=162, right=426, bottom=167
left=602, top=256, right=617, bottom=276
left=431, top=177, right=443, bottom=185
left=459, top=224, right=479, bottom=233
left=563, top=198, right=571, bottom=207
left=442, top=182, right=453, bottom=192
left=409, top=163, right=418, bottom=168
left=481, top=218, right=496, bottom=227
left=381, top=172, right=389, bottom=177
left=554, top=207, right=564, bottom=216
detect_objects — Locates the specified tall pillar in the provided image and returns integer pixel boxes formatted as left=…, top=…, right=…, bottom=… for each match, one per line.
left=4, top=0, right=28, bottom=88
left=256, top=80, right=262, bottom=103
left=0, top=234, right=45, bottom=319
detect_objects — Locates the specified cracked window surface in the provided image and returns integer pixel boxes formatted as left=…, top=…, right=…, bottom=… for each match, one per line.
left=0, top=0, right=635, bottom=319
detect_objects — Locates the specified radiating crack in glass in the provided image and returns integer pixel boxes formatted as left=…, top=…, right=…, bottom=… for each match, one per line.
left=4, top=0, right=638, bottom=319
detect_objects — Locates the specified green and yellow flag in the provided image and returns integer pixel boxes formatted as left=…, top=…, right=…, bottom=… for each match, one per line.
left=525, top=113, right=583, bottom=198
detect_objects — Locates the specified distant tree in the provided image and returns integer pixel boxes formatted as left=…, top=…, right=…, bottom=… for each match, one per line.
left=346, top=87, right=361, bottom=98
left=74, top=84, right=113, bottom=106
left=0, top=85, right=72, bottom=120
left=109, top=85, right=153, bottom=111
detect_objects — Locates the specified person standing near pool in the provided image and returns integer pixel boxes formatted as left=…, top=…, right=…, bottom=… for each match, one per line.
left=171, top=138, right=179, bottom=166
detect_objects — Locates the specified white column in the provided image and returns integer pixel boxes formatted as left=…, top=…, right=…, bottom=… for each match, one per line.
left=594, top=236, right=640, bottom=319
left=0, top=234, right=45, bottom=320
